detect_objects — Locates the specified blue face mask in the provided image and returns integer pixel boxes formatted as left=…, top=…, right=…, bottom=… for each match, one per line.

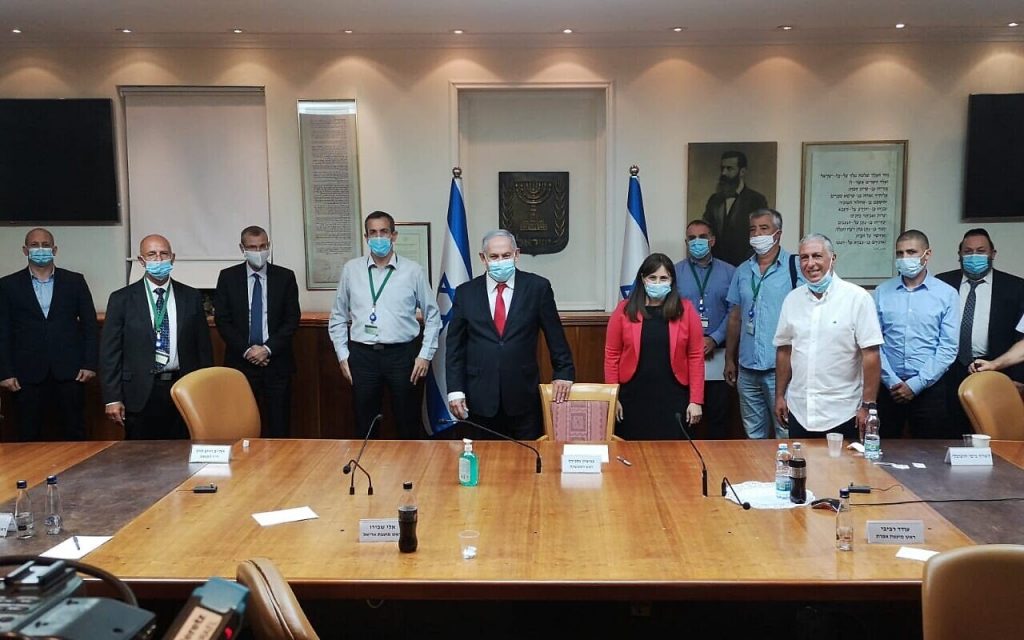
left=145, top=259, right=173, bottom=280
left=487, top=258, right=516, bottom=283
left=368, top=237, right=392, bottom=258
left=644, top=282, right=673, bottom=300
left=688, top=238, right=711, bottom=260
left=895, top=257, right=924, bottom=278
left=27, top=247, right=54, bottom=266
left=806, top=270, right=833, bottom=294
left=961, top=254, right=990, bottom=277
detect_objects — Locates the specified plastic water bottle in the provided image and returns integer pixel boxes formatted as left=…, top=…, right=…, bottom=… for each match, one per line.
left=774, top=444, right=792, bottom=499
left=14, top=480, right=34, bottom=539
left=44, top=475, right=62, bottom=535
left=836, top=488, right=853, bottom=551
left=864, top=409, right=881, bottom=460
left=398, top=481, right=418, bottom=553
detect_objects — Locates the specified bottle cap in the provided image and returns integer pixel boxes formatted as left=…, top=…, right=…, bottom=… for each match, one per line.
left=46, top=475, right=57, bottom=485
left=839, top=488, right=850, bottom=498
left=463, top=437, right=473, bottom=451
left=16, top=480, right=27, bottom=489
left=403, top=481, right=413, bottom=490
left=778, top=443, right=788, bottom=449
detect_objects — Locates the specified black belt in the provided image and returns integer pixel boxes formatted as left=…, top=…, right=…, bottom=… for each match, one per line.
left=351, top=341, right=412, bottom=352
left=154, top=371, right=180, bottom=382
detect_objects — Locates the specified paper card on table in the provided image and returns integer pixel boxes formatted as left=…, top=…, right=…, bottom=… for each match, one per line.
left=561, top=454, right=602, bottom=474
left=912, top=463, right=927, bottom=469
left=563, top=444, right=609, bottom=463
left=867, top=520, right=925, bottom=544
left=895, top=546, right=939, bottom=562
left=359, top=518, right=400, bottom=542
left=847, top=442, right=865, bottom=453
left=944, top=447, right=993, bottom=466
left=189, top=444, right=232, bottom=464
left=252, top=506, right=318, bottom=527
left=0, top=513, right=12, bottom=538
left=41, top=535, right=112, bottom=560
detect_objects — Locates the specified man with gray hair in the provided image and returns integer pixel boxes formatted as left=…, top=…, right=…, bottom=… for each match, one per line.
left=445, top=229, right=574, bottom=439
left=773, top=233, right=883, bottom=440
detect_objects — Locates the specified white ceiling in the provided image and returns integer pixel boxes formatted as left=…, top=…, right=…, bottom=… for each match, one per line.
left=2, top=1, right=1023, bottom=48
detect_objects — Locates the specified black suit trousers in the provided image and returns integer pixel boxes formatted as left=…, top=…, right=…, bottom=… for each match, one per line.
left=15, top=375, right=85, bottom=441
left=240, top=365, right=292, bottom=438
left=349, top=341, right=421, bottom=439
left=124, top=376, right=187, bottom=440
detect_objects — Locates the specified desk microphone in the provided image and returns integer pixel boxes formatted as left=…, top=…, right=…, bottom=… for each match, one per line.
left=721, top=476, right=751, bottom=510
left=440, top=418, right=542, bottom=473
left=343, top=413, right=382, bottom=495
left=675, top=412, right=708, bottom=497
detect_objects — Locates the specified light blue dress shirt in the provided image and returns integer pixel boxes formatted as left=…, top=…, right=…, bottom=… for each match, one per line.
left=873, top=271, right=960, bottom=396
left=675, top=257, right=736, bottom=346
left=726, top=249, right=799, bottom=370
left=30, top=269, right=54, bottom=319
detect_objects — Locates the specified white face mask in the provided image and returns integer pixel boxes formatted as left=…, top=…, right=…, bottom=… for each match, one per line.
left=244, top=249, right=270, bottom=270
left=749, top=232, right=777, bottom=256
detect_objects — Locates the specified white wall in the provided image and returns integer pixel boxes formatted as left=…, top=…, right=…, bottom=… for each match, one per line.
left=1, top=41, right=1022, bottom=311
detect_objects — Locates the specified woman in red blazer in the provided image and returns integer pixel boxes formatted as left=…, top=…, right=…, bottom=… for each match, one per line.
left=605, top=253, right=705, bottom=439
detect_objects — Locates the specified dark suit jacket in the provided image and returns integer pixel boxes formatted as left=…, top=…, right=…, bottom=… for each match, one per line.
left=446, top=271, right=575, bottom=417
left=936, top=268, right=1024, bottom=380
left=0, top=267, right=98, bottom=383
left=100, top=278, right=213, bottom=412
left=213, top=263, right=300, bottom=374
left=702, top=186, right=768, bottom=267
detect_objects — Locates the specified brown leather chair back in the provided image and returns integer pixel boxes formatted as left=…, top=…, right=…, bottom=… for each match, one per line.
left=170, top=367, right=261, bottom=440
left=236, top=557, right=319, bottom=640
left=958, top=371, right=1024, bottom=440
left=539, top=383, right=620, bottom=442
left=922, top=544, right=1024, bottom=640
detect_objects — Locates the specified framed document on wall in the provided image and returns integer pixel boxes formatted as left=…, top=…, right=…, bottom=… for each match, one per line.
left=298, top=100, right=362, bottom=290
left=800, top=141, right=907, bottom=286
left=395, top=222, right=432, bottom=285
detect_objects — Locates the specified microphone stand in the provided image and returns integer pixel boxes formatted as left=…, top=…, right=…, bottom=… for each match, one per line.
left=441, top=418, right=542, bottom=473
left=721, top=476, right=751, bottom=510
left=343, top=413, right=383, bottom=495
left=675, top=412, right=708, bottom=497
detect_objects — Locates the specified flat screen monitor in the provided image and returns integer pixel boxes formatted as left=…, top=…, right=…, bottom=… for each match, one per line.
left=0, top=98, right=119, bottom=224
left=963, top=93, right=1024, bottom=220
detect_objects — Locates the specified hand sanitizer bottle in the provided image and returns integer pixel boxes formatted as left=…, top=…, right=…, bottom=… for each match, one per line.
left=459, top=438, right=479, bottom=486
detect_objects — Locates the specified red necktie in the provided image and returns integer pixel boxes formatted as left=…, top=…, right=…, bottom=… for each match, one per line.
left=494, top=283, right=507, bottom=336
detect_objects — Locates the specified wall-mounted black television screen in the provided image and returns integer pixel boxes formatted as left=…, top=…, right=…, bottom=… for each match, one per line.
left=0, top=98, right=119, bottom=223
left=964, top=93, right=1024, bottom=220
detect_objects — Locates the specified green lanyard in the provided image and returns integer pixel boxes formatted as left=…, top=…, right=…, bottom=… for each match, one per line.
left=749, top=262, right=779, bottom=318
left=687, top=260, right=713, bottom=303
left=144, top=281, right=170, bottom=334
left=368, top=265, right=394, bottom=313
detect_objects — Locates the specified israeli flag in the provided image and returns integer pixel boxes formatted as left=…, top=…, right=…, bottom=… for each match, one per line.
left=424, top=170, right=473, bottom=434
left=618, top=167, right=650, bottom=298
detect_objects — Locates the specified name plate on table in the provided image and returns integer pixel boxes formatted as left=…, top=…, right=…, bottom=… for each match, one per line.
left=189, top=444, right=232, bottom=464
left=561, top=455, right=602, bottom=474
left=0, top=513, right=12, bottom=538
left=359, top=518, right=400, bottom=542
left=867, top=520, right=925, bottom=544
left=944, top=447, right=993, bottom=466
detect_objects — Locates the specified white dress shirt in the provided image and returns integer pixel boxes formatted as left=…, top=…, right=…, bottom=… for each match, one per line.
left=774, top=275, right=884, bottom=431
left=958, top=273, right=992, bottom=358
left=144, top=277, right=179, bottom=371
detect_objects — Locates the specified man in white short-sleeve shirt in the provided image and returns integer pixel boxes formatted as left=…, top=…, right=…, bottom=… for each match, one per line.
left=773, top=233, right=884, bottom=440
left=971, top=313, right=1024, bottom=385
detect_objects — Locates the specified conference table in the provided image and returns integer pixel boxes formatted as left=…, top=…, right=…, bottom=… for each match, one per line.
left=2, top=438, right=1023, bottom=603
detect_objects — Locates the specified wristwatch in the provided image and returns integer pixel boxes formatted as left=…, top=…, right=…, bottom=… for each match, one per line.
left=860, top=401, right=877, bottom=410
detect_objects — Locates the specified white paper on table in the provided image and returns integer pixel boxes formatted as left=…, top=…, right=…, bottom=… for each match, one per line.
left=252, top=506, right=319, bottom=527
left=41, top=535, right=112, bottom=560
left=562, top=444, right=609, bottom=463
left=895, top=546, right=939, bottom=562
left=704, top=348, right=726, bottom=381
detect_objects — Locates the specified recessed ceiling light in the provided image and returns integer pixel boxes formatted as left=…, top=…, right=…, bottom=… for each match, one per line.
left=452, top=29, right=464, bottom=34
left=895, top=23, right=906, bottom=29
left=562, top=28, right=573, bottom=34
left=343, top=29, right=353, bottom=34
left=232, top=28, right=244, bottom=34
left=1010, top=22, right=1020, bottom=28
left=118, top=27, right=132, bottom=34
left=11, top=28, right=21, bottom=34
left=672, top=27, right=685, bottom=33
left=778, top=25, right=793, bottom=31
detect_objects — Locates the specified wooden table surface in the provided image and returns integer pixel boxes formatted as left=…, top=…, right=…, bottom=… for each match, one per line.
left=0, top=441, right=113, bottom=503
left=52, top=438, right=1014, bottom=601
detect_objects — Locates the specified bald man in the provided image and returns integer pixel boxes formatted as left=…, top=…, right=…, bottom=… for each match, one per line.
left=100, top=235, right=212, bottom=439
left=0, top=228, right=98, bottom=440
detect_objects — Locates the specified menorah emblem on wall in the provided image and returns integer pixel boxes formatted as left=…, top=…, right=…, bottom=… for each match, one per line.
left=514, top=180, right=553, bottom=232
left=498, top=171, right=569, bottom=255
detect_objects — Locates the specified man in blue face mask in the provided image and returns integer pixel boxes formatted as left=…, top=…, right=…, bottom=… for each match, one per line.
left=100, top=234, right=213, bottom=439
left=674, top=220, right=736, bottom=438
left=329, top=211, right=441, bottom=439
left=0, top=228, right=98, bottom=440
left=936, top=228, right=1024, bottom=431
left=445, top=229, right=575, bottom=440
left=773, top=234, right=883, bottom=441
left=873, top=229, right=960, bottom=439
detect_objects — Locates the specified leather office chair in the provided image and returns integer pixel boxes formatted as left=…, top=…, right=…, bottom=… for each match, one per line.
left=539, top=383, right=621, bottom=441
left=958, top=371, right=1024, bottom=440
left=922, top=544, right=1024, bottom=640
left=170, top=367, right=261, bottom=440
left=236, top=557, right=319, bottom=640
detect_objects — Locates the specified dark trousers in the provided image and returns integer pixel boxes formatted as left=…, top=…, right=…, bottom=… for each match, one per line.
left=941, top=362, right=974, bottom=435
left=124, top=376, right=188, bottom=440
left=349, top=341, right=421, bottom=439
left=15, top=375, right=85, bottom=441
left=240, top=365, right=292, bottom=438
left=877, top=379, right=953, bottom=439
left=468, top=405, right=541, bottom=441
left=699, top=380, right=730, bottom=439
left=787, top=413, right=859, bottom=442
